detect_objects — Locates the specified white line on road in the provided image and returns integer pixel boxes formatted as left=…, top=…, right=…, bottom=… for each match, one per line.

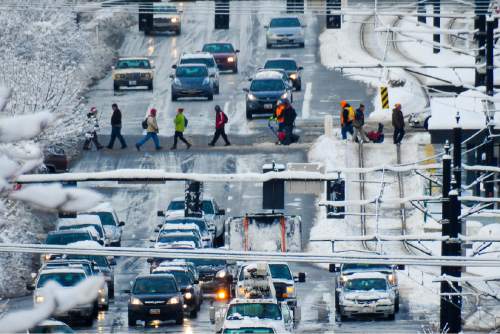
left=301, top=82, right=312, bottom=119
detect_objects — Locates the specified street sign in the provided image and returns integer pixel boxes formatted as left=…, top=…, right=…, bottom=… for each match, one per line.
left=380, top=86, right=389, bottom=109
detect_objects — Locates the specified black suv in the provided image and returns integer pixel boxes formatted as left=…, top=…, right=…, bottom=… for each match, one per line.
left=128, top=274, right=184, bottom=326
left=264, top=58, right=303, bottom=91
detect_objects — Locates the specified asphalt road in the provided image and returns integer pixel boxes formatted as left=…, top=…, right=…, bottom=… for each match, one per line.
left=1, top=1, right=437, bottom=332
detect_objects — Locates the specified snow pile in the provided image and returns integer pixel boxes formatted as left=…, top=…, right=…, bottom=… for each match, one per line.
left=0, top=276, right=104, bottom=332
left=0, top=112, right=58, bottom=143
left=318, top=13, right=427, bottom=123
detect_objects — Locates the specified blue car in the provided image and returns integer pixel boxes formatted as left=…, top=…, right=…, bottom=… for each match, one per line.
left=170, top=64, right=214, bottom=101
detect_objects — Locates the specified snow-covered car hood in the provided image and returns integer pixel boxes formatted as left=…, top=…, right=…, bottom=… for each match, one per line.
left=103, top=225, right=121, bottom=242
left=154, top=241, right=196, bottom=249
left=271, top=278, right=294, bottom=285
left=223, top=317, right=287, bottom=333
left=343, top=290, right=391, bottom=301
left=268, top=27, right=302, bottom=35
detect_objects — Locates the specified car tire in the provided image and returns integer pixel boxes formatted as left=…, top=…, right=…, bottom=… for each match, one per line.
left=246, top=109, right=253, bottom=120
left=189, top=309, right=198, bottom=318
left=109, top=284, right=115, bottom=299
left=388, top=312, right=396, bottom=321
left=176, top=28, right=181, bottom=35
left=100, top=303, right=109, bottom=311
left=340, top=313, right=348, bottom=322
left=128, top=317, right=137, bottom=327
left=233, top=67, right=238, bottom=74
left=215, top=85, right=220, bottom=95
left=424, top=116, right=431, bottom=130
left=299, top=42, right=305, bottom=48
left=296, top=82, right=302, bottom=91
left=176, top=314, right=184, bottom=325
left=148, top=82, right=153, bottom=91
left=172, top=92, right=178, bottom=101
left=395, top=297, right=400, bottom=313
left=113, top=83, right=119, bottom=91
left=266, top=42, right=272, bottom=49
left=207, top=93, right=214, bottom=101
left=84, top=315, right=94, bottom=327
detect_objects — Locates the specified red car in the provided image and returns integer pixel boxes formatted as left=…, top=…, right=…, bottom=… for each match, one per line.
left=201, top=42, right=239, bottom=73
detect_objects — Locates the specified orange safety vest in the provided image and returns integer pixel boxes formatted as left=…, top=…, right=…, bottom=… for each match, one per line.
left=275, top=104, right=285, bottom=123
left=340, top=105, right=355, bottom=125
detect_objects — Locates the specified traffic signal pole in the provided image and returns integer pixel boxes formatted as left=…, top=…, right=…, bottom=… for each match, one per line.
left=433, top=0, right=440, bottom=53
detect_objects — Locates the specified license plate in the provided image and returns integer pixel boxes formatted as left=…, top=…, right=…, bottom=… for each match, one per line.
left=361, top=306, right=374, bottom=313
left=129, top=80, right=137, bottom=86
left=150, top=309, right=160, bottom=315
left=264, top=104, right=273, bottom=109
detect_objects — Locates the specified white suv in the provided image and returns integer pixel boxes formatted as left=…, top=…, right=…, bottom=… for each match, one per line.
left=178, top=52, right=220, bottom=94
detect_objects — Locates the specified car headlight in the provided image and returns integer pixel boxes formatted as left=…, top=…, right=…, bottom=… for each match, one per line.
left=35, top=295, right=44, bottom=304
left=340, top=275, right=347, bottom=283
left=280, top=92, right=288, bottom=99
left=290, top=73, right=297, bottom=80
left=42, top=254, right=51, bottom=262
left=203, top=77, right=210, bottom=85
left=378, top=298, right=393, bottom=305
left=216, top=290, right=227, bottom=300
left=184, top=292, right=192, bottom=300
left=171, top=17, right=178, bottom=23
left=130, top=297, right=142, bottom=305
left=227, top=56, right=234, bottom=63
left=173, top=78, right=181, bottom=86
left=247, top=93, right=257, bottom=101
left=238, top=286, right=245, bottom=295
left=216, top=270, right=226, bottom=279
left=167, top=297, right=180, bottom=304
left=286, top=286, right=295, bottom=295
left=141, top=73, right=151, bottom=79
left=98, top=288, right=106, bottom=296
left=388, top=274, right=396, bottom=285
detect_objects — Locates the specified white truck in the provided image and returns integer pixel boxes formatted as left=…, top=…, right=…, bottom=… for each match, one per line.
left=225, top=213, right=302, bottom=252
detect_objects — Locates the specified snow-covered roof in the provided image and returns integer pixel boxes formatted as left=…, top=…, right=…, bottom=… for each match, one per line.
left=57, top=215, right=101, bottom=227
left=177, top=63, right=208, bottom=68
left=67, top=240, right=103, bottom=249
left=153, top=266, right=187, bottom=273
left=181, top=52, right=214, bottom=60
left=136, top=273, right=175, bottom=280
left=118, top=57, right=150, bottom=61
left=161, top=223, right=200, bottom=231
left=155, top=241, right=196, bottom=249
left=165, top=215, right=206, bottom=222
left=429, top=89, right=500, bottom=130
left=265, top=57, right=296, bottom=62
left=38, top=267, right=86, bottom=275
left=230, top=298, right=277, bottom=305
left=346, top=272, right=388, bottom=280
left=171, top=195, right=215, bottom=201
left=254, top=71, right=285, bottom=80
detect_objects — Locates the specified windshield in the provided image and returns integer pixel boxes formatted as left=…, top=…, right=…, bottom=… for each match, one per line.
left=269, top=264, right=293, bottom=280
left=59, top=224, right=104, bottom=239
left=264, top=60, right=297, bottom=71
left=45, top=263, right=92, bottom=276
left=66, top=255, right=109, bottom=268
left=223, top=329, right=274, bottom=334
left=202, top=44, right=235, bottom=53
left=250, top=79, right=284, bottom=92
left=133, top=277, right=178, bottom=294
left=46, top=232, right=91, bottom=245
left=157, top=234, right=200, bottom=246
left=342, top=264, right=392, bottom=272
left=165, top=219, right=208, bottom=234
left=180, top=58, right=216, bottom=68
left=37, top=272, right=85, bottom=288
left=202, top=200, right=215, bottom=214
left=167, top=200, right=215, bottom=215
left=30, top=324, right=74, bottom=333
left=227, top=303, right=282, bottom=320
left=345, top=278, right=388, bottom=291
left=89, top=212, right=116, bottom=227
left=176, top=66, right=208, bottom=78
left=116, top=59, right=151, bottom=69
left=168, top=271, right=192, bottom=287
left=186, top=258, right=226, bottom=268
left=270, top=17, right=301, bottom=28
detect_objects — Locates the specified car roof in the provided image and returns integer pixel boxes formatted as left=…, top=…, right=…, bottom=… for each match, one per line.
left=136, top=273, right=176, bottom=280
left=265, top=57, right=297, bottom=63
left=154, top=266, right=188, bottom=273
left=171, top=196, right=214, bottom=201
left=230, top=298, right=277, bottom=305
left=118, top=57, right=150, bottom=61
left=177, top=63, right=208, bottom=68
left=161, top=223, right=201, bottom=231
left=270, top=16, right=301, bottom=20
left=181, top=52, right=214, bottom=59
left=58, top=215, right=102, bottom=226
left=165, top=215, right=206, bottom=222
left=347, top=272, right=388, bottom=280
left=204, top=42, right=233, bottom=46
left=254, top=71, right=284, bottom=80
left=48, top=229, right=90, bottom=235
left=39, top=267, right=87, bottom=275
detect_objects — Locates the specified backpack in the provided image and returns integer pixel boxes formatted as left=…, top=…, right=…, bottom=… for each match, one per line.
left=222, top=112, right=228, bottom=124
left=141, top=118, right=148, bottom=129
left=184, top=116, right=188, bottom=127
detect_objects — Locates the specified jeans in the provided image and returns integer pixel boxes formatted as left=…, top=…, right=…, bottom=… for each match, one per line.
left=353, top=126, right=369, bottom=143
left=341, top=123, right=353, bottom=140
left=210, top=127, right=230, bottom=145
left=137, top=132, right=160, bottom=149
left=107, top=126, right=127, bottom=148
left=173, top=131, right=190, bottom=148
left=393, top=128, right=405, bottom=144
left=83, top=131, right=103, bottom=149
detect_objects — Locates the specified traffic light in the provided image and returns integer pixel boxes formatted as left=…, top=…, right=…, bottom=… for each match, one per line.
left=215, top=0, right=230, bottom=30
left=286, top=0, right=304, bottom=14
left=326, top=179, right=345, bottom=219
left=326, top=0, right=341, bottom=29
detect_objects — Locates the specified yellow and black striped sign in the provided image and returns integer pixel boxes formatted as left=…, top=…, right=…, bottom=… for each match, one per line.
left=380, top=86, right=389, bottom=109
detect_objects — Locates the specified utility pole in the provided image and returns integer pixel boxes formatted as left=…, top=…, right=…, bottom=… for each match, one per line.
left=475, top=0, right=486, bottom=86
left=485, top=16, right=496, bottom=208
left=417, top=0, right=426, bottom=24
left=440, top=141, right=462, bottom=333
left=433, top=0, right=440, bottom=53
left=453, top=114, right=462, bottom=191
left=326, top=0, right=341, bottom=29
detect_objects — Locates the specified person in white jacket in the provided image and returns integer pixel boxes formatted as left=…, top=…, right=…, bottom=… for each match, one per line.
left=83, top=107, right=103, bottom=150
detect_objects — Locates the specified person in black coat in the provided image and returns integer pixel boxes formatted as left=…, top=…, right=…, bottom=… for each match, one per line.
left=107, top=103, right=127, bottom=149
left=281, top=100, right=298, bottom=145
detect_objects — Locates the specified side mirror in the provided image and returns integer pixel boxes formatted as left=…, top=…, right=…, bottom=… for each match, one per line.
left=98, top=240, right=104, bottom=246
left=235, top=49, right=240, bottom=53
left=242, top=88, right=249, bottom=93
left=169, top=74, right=174, bottom=79
left=298, top=66, right=304, bottom=71
left=109, top=258, right=117, bottom=266
left=293, top=305, right=301, bottom=323
left=209, top=74, right=215, bottom=78
left=396, top=264, right=405, bottom=270
left=157, top=211, right=165, bottom=217
left=264, top=25, right=269, bottom=29
left=328, top=264, right=337, bottom=273
left=209, top=306, right=216, bottom=324
left=218, top=209, right=225, bottom=215
left=30, top=272, right=37, bottom=279
left=247, top=78, right=252, bottom=82
left=119, top=221, right=125, bottom=227
left=147, top=258, right=154, bottom=264
left=26, top=283, right=35, bottom=291
left=172, top=64, right=177, bottom=69
left=297, top=272, right=306, bottom=283
left=154, top=227, right=160, bottom=233
left=123, top=289, right=131, bottom=294
left=150, top=238, right=156, bottom=243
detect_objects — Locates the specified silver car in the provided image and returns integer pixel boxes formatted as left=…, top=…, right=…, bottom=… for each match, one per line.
left=265, top=17, right=305, bottom=48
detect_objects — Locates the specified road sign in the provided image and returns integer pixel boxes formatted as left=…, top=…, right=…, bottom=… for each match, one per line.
left=380, top=86, right=389, bottom=109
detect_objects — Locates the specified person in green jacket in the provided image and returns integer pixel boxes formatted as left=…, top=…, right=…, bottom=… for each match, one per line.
left=171, top=108, right=191, bottom=150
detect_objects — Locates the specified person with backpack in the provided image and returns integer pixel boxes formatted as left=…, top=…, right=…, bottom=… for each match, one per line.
left=83, top=107, right=103, bottom=151
left=209, top=105, right=230, bottom=146
left=107, top=103, right=127, bottom=149
left=135, top=108, right=162, bottom=151
left=340, top=100, right=354, bottom=140
left=353, top=104, right=369, bottom=143
left=171, top=108, right=191, bottom=150
left=281, top=99, right=298, bottom=145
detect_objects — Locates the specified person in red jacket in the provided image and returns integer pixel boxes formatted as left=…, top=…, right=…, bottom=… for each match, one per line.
left=209, top=105, right=231, bottom=146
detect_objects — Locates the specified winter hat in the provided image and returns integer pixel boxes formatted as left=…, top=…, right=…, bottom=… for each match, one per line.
left=340, top=100, right=347, bottom=108
left=90, top=107, right=97, bottom=113
left=112, top=103, right=118, bottom=109
left=394, top=103, right=401, bottom=109
left=215, top=105, right=222, bottom=112
left=177, top=108, right=184, bottom=113
left=150, top=108, right=157, bottom=116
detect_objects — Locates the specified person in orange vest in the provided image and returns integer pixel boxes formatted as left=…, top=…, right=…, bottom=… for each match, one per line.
left=274, top=100, right=286, bottom=131
left=340, top=100, right=354, bottom=140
